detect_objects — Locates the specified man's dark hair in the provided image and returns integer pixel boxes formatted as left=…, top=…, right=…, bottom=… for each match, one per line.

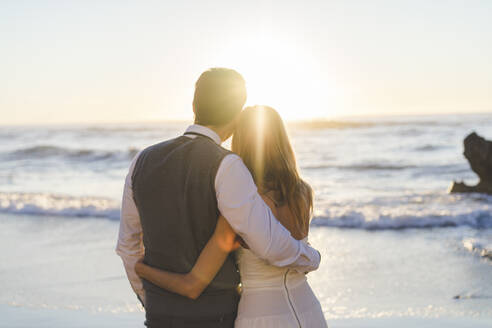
left=193, top=68, right=247, bottom=126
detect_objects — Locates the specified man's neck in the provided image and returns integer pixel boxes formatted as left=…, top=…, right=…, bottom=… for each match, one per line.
left=199, top=124, right=230, bottom=142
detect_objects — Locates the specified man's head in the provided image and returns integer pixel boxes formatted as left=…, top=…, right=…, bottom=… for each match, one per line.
left=193, top=68, right=247, bottom=132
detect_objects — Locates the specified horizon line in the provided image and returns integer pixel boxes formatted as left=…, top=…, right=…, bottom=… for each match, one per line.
left=2, top=110, right=492, bottom=127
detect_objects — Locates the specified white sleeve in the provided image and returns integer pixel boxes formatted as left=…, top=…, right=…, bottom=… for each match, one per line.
left=216, top=154, right=320, bottom=272
left=115, top=151, right=145, bottom=304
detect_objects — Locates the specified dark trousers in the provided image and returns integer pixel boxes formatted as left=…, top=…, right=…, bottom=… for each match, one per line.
left=145, top=312, right=236, bottom=328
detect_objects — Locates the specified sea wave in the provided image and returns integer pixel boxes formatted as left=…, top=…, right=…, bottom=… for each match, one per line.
left=288, top=119, right=466, bottom=130
left=414, top=144, right=444, bottom=151
left=302, top=163, right=418, bottom=171
left=3, top=145, right=139, bottom=162
left=2, top=192, right=492, bottom=231
left=288, top=121, right=375, bottom=130
left=0, top=192, right=120, bottom=220
left=301, top=163, right=470, bottom=174
left=341, top=164, right=418, bottom=171
left=311, top=209, right=492, bottom=230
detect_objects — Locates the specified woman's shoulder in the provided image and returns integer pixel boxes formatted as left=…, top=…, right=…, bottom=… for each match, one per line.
left=260, top=189, right=308, bottom=240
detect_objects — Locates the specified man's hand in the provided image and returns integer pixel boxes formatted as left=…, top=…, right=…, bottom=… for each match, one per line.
left=214, top=216, right=242, bottom=252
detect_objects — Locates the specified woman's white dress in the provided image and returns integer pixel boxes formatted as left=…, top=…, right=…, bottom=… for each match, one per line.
left=234, top=238, right=327, bottom=328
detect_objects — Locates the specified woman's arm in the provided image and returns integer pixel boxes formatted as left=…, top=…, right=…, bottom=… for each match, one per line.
left=135, top=215, right=240, bottom=300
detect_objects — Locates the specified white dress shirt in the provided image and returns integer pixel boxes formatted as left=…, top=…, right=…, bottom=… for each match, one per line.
left=116, top=124, right=321, bottom=303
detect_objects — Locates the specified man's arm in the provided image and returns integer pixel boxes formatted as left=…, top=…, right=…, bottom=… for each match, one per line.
left=116, top=152, right=145, bottom=305
left=216, top=154, right=320, bottom=272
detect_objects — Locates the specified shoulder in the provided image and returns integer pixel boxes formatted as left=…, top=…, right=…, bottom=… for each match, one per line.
left=143, top=136, right=185, bottom=153
left=130, top=137, right=186, bottom=174
left=187, top=137, right=234, bottom=163
left=215, top=154, right=257, bottom=193
left=134, top=137, right=184, bottom=164
left=216, top=153, right=251, bottom=180
left=218, top=153, right=242, bottom=169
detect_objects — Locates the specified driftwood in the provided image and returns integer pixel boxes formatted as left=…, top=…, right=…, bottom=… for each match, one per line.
left=450, top=132, right=492, bottom=195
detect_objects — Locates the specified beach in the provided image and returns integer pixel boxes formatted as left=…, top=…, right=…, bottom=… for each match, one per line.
left=1, top=213, right=491, bottom=327
left=1, top=113, right=492, bottom=327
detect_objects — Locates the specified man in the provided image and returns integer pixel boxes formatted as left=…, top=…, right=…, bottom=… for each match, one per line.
left=116, top=68, right=320, bottom=327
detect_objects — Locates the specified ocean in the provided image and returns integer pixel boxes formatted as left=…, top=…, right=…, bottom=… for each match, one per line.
left=1, top=113, right=492, bottom=327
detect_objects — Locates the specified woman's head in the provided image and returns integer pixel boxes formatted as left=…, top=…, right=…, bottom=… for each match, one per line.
left=232, top=106, right=313, bottom=234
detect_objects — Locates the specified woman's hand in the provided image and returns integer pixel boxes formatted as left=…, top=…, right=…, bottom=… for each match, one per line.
left=135, top=257, right=146, bottom=277
left=129, top=217, right=242, bottom=301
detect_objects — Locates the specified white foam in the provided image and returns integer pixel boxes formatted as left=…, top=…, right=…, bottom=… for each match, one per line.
left=0, top=192, right=120, bottom=220
left=312, top=209, right=492, bottom=230
left=463, top=238, right=492, bottom=260
left=1, top=191, right=491, bottom=231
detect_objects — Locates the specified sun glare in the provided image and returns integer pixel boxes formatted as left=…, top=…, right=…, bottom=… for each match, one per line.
left=214, top=37, right=342, bottom=121
left=254, top=107, right=265, bottom=183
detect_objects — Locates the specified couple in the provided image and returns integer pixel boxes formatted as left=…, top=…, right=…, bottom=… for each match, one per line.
left=116, top=68, right=327, bottom=328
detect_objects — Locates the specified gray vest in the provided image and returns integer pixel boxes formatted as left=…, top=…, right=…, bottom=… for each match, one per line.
left=132, top=133, right=240, bottom=317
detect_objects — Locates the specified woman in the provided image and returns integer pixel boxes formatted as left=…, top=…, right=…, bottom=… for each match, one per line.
left=135, top=106, right=327, bottom=327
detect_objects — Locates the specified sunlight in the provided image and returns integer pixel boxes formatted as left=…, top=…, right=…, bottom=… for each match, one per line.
left=254, top=107, right=265, bottom=184
left=214, top=36, right=342, bottom=121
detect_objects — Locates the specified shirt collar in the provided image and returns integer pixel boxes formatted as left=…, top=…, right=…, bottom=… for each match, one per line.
left=184, top=124, right=222, bottom=145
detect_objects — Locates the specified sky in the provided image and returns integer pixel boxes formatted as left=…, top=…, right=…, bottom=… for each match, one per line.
left=1, top=0, right=492, bottom=125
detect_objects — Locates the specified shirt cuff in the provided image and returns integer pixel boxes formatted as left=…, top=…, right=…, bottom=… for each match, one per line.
left=290, top=242, right=321, bottom=273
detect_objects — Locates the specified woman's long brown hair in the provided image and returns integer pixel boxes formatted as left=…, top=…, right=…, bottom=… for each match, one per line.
left=231, top=106, right=313, bottom=236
